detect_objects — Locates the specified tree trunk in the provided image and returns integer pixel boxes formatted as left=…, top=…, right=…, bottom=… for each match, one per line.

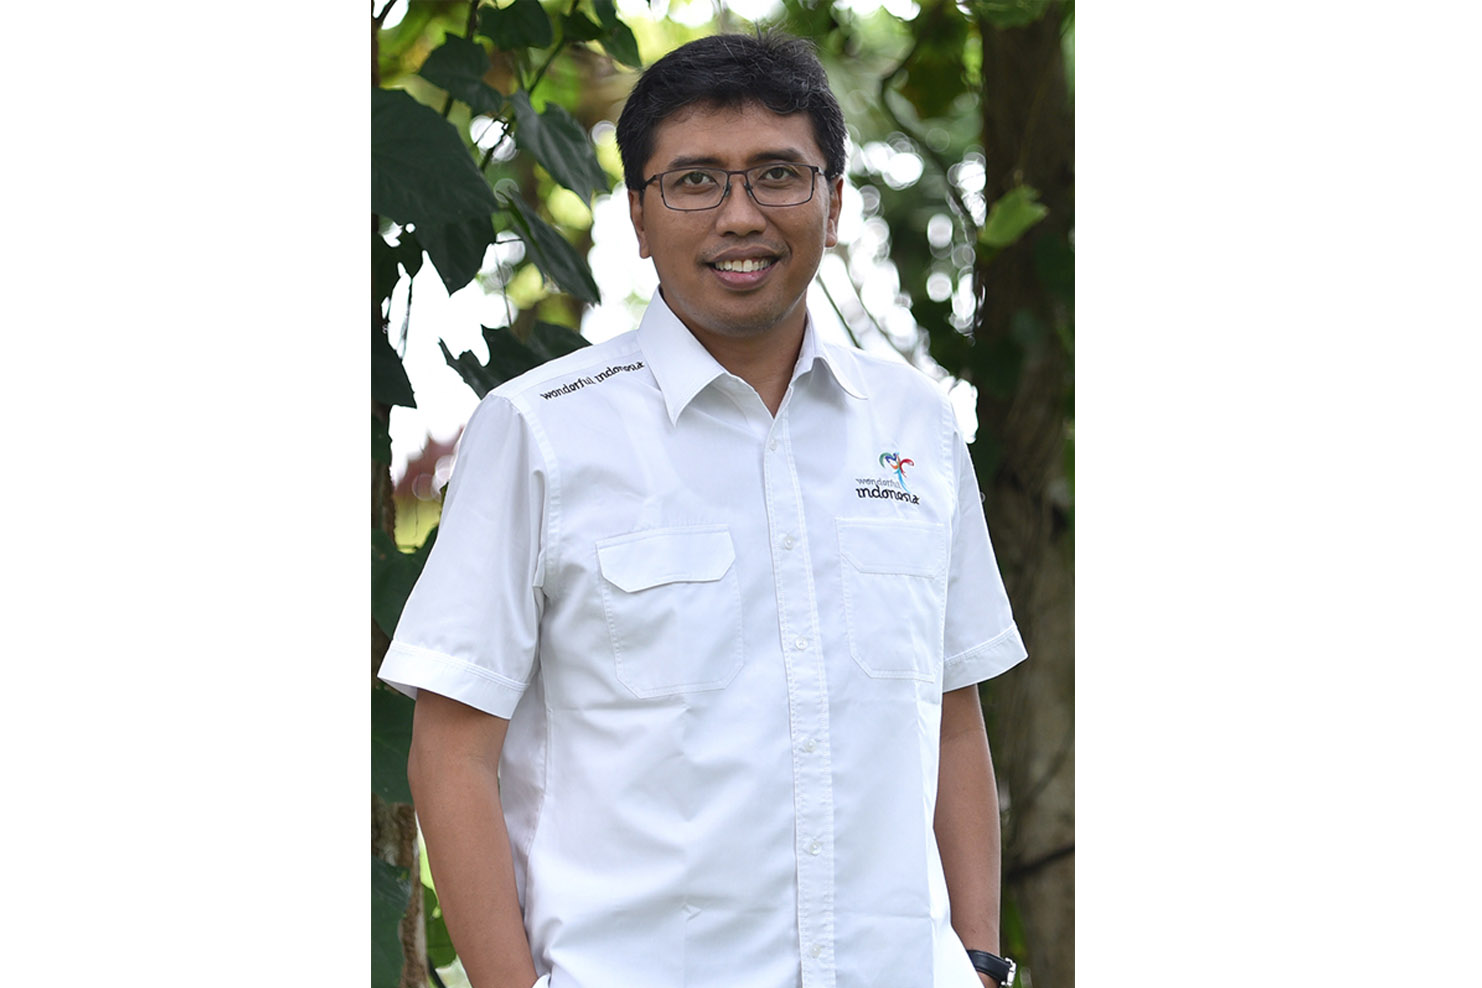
left=373, top=793, right=428, bottom=988
left=973, top=12, right=1075, bottom=988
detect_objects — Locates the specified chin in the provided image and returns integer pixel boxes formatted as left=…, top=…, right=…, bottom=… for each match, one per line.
left=708, top=295, right=808, bottom=338
left=705, top=314, right=787, bottom=338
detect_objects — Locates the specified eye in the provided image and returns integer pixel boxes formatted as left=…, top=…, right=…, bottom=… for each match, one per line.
left=755, top=163, right=802, bottom=183
left=674, top=170, right=718, bottom=187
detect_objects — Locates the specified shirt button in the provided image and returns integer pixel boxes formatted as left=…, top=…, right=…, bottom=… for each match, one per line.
left=803, top=738, right=817, bottom=753
left=794, top=637, right=807, bottom=651
left=782, top=534, right=794, bottom=550
left=808, top=840, right=821, bottom=855
left=810, top=944, right=823, bottom=958
left=768, top=439, right=778, bottom=451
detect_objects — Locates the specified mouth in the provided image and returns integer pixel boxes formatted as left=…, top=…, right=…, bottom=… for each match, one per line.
left=706, top=253, right=781, bottom=288
left=710, top=257, right=776, bottom=274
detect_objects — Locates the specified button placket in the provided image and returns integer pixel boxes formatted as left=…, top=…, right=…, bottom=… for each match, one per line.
left=762, top=417, right=836, bottom=988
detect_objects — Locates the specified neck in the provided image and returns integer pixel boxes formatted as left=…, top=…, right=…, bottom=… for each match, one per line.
left=697, top=327, right=803, bottom=417
left=667, top=300, right=806, bottom=417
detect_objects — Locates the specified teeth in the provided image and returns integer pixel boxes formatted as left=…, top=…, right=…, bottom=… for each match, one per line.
left=714, top=258, right=771, bottom=273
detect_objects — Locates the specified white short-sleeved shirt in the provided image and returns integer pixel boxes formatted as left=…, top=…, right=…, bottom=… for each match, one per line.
left=379, top=293, right=1027, bottom=988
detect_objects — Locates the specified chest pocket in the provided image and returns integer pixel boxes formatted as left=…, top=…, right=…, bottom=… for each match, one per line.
left=596, top=525, right=744, bottom=699
left=837, top=518, right=948, bottom=682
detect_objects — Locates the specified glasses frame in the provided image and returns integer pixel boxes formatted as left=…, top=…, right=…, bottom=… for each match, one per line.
left=641, top=162, right=824, bottom=212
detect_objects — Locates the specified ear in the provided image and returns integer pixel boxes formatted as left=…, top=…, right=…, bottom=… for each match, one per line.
left=628, top=188, right=652, bottom=260
left=824, top=175, right=844, bottom=249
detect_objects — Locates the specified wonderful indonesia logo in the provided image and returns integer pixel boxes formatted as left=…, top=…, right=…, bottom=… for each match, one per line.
left=855, top=451, right=921, bottom=505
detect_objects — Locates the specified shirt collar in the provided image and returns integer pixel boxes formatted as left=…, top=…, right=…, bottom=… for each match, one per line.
left=638, top=292, right=870, bottom=425
left=796, top=318, right=870, bottom=402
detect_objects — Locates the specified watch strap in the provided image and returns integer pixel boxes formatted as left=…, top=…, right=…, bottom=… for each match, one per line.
left=966, top=948, right=1016, bottom=985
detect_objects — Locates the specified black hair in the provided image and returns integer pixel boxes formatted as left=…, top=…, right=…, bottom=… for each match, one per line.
left=616, top=32, right=847, bottom=192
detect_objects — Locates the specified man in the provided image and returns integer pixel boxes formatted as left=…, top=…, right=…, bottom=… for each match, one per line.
left=379, top=32, right=1027, bottom=988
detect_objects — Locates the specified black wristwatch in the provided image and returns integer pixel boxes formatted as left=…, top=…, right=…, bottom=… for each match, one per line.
left=966, top=949, right=1016, bottom=986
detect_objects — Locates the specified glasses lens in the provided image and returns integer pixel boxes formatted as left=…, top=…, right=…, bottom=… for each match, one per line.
left=661, top=169, right=726, bottom=209
left=746, top=163, right=815, bottom=206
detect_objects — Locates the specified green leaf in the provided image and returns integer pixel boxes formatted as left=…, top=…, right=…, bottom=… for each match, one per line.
left=375, top=229, right=425, bottom=310
left=500, top=193, right=601, bottom=303
left=592, top=0, right=642, bottom=68
left=372, top=857, right=413, bottom=988
left=978, top=184, right=1049, bottom=249
left=562, top=10, right=603, bottom=42
left=371, top=527, right=439, bottom=638
left=372, top=414, right=392, bottom=465
left=525, top=319, right=592, bottom=362
left=896, top=3, right=971, bottom=120
left=372, top=88, right=497, bottom=228
left=418, top=35, right=504, bottom=116
left=600, top=20, right=643, bottom=70
left=397, top=228, right=424, bottom=279
left=371, top=685, right=416, bottom=804
left=510, top=91, right=610, bottom=201
left=440, top=338, right=499, bottom=399
left=591, top=0, right=622, bottom=29
left=373, top=233, right=401, bottom=311
left=477, top=0, right=553, bottom=51
left=417, top=213, right=496, bottom=295
left=372, top=326, right=417, bottom=409
left=973, top=0, right=1053, bottom=30
left=440, top=321, right=591, bottom=398
left=424, top=886, right=458, bottom=968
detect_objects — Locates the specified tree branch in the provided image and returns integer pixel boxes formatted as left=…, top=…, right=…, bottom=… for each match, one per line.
left=816, top=272, right=864, bottom=350
left=373, top=0, right=400, bottom=27
left=525, top=39, right=569, bottom=97
left=478, top=116, right=514, bottom=171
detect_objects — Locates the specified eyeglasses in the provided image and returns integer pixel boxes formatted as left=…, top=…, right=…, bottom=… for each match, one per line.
left=641, top=162, right=823, bottom=211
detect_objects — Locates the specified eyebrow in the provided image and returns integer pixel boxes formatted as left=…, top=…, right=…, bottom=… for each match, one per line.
left=664, top=148, right=810, bottom=170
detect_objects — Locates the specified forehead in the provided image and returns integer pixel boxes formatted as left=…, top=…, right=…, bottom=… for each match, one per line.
left=646, top=102, right=822, bottom=171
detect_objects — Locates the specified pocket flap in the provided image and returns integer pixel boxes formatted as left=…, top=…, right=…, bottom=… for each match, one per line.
left=838, top=519, right=945, bottom=577
left=597, top=526, right=736, bottom=593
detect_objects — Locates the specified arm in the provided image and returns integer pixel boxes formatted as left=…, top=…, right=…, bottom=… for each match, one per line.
left=408, top=690, right=539, bottom=988
left=935, top=684, right=1004, bottom=987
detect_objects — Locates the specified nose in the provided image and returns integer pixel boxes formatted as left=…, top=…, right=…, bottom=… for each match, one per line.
left=713, top=174, right=767, bottom=235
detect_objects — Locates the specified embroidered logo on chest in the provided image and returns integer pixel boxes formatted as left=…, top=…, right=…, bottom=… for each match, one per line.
left=854, top=450, right=922, bottom=505
left=879, top=452, right=914, bottom=491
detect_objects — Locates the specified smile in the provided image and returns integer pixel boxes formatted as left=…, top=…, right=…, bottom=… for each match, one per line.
left=711, top=257, right=775, bottom=273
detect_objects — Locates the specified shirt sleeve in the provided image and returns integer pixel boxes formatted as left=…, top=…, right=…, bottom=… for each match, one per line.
left=377, top=394, right=546, bottom=718
left=941, top=428, right=1027, bottom=692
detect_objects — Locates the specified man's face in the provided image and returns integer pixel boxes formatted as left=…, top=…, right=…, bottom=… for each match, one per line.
left=628, top=102, right=844, bottom=345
